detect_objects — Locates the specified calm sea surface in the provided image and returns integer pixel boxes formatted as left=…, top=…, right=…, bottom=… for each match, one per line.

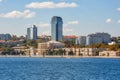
left=0, top=58, right=120, bottom=80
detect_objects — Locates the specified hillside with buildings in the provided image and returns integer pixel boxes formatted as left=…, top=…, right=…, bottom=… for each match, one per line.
left=0, top=16, right=120, bottom=57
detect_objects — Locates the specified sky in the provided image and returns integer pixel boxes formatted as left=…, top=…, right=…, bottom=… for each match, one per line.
left=0, top=0, right=120, bottom=37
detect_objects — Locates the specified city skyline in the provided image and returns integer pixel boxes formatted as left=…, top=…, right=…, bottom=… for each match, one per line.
left=0, top=0, right=120, bottom=36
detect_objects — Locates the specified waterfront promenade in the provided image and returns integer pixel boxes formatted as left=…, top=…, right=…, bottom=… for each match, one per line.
left=0, top=55, right=120, bottom=58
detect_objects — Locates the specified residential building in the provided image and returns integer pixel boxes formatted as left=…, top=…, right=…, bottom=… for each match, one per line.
left=0, top=40, right=21, bottom=46
left=0, top=34, right=11, bottom=40
left=63, top=35, right=77, bottom=41
left=64, top=48, right=106, bottom=56
left=51, top=16, right=63, bottom=41
left=26, top=25, right=37, bottom=40
left=99, top=51, right=119, bottom=56
left=76, top=36, right=86, bottom=46
left=38, top=35, right=51, bottom=42
left=86, top=32, right=111, bottom=45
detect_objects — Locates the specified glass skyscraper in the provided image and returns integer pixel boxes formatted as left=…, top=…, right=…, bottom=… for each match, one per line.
left=27, top=27, right=31, bottom=40
left=51, top=16, right=63, bottom=41
left=27, top=25, right=37, bottom=40
left=33, top=25, right=37, bottom=40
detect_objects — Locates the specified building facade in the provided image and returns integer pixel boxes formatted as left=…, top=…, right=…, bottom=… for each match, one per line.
left=0, top=34, right=11, bottom=40
left=51, top=16, right=63, bottom=41
left=86, top=32, right=111, bottom=45
left=27, top=28, right=31, bottom=40
left=33, top=25, right=37, bottom=40
left=76, top=36, right=86, bottom=46
left=99, top=51, right=119, bottom=56
left=37, top=41, right=65, bottom=55
left=27, top=25, right=37, bottom=40
left=63, top=35, right=77, bottom=41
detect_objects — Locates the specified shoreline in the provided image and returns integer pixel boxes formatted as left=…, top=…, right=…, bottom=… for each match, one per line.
left=0, top=55, right=120, bottom=58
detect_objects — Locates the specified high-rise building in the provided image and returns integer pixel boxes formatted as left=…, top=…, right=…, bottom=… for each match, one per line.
left=27, top=28, right=31, bottom=40
left=26, top=25, right=37, bottom=40
left=51, top=16, right=63, bottom=41
left=33, top=25, right=37, bottom=40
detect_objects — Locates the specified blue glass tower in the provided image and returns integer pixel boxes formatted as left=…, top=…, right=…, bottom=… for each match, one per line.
left=51, top=16, right=63, bottom=41
left=33, top=25, right=37, bottom=40
left=27, top=28, right=31, bottom=40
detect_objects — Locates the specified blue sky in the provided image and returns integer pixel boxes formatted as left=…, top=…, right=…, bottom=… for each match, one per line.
left=0, top=0, right=120, bottom=37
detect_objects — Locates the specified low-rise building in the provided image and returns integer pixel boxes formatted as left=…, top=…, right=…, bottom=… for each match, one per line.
left=99, top=51, right=119, bottom=56
left=76, top=36, right=86, bottom=46
left=63, top=35, right=77, bottom=41
left=0, top=34, right=11, bottom=40
left=37, top=41, right=65, bottom=55
left=64, top=48, right=106, bottom=56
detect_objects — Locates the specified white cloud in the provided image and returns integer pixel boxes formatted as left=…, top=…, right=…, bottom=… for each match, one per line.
left=63, top=20, right=79, bottom=27
left=117, top=8, right=120, bottom=11
left=63, top=27, right=75, bottom=35
left=64, top=28, right=73, bottom=32
left=105, top=18, right=112, bottom=23
left=38, top=21, right=79, bottom=28
left=41, top=31, right=50, bottom=35
left=67, top=21, right=79, bottom=25
left=0, top=10, right=35, bottom=18
left=118, top=20, right=120, bottom=24
left=26, top=1, right=78, bottom=9
left=0, top=0, right=3, bottom=2
left=63, top=27, right=73, bottom=32
left=38, top=23, right=50, bottom=28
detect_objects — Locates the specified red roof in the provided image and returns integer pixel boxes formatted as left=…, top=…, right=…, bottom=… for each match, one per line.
left=0, top=40, right=6, bottom=42
left=63, top=35, right=78, bottom=39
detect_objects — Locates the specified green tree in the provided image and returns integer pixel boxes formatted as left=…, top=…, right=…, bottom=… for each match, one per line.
left=108, top=44, right=119, bottom=51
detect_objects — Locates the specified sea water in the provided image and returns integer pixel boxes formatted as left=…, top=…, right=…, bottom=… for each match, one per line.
left=0, top=58, right=120, bottom=80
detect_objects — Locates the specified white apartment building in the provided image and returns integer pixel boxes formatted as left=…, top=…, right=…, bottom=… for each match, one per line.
left=86, top=32, right=111, bottom=45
